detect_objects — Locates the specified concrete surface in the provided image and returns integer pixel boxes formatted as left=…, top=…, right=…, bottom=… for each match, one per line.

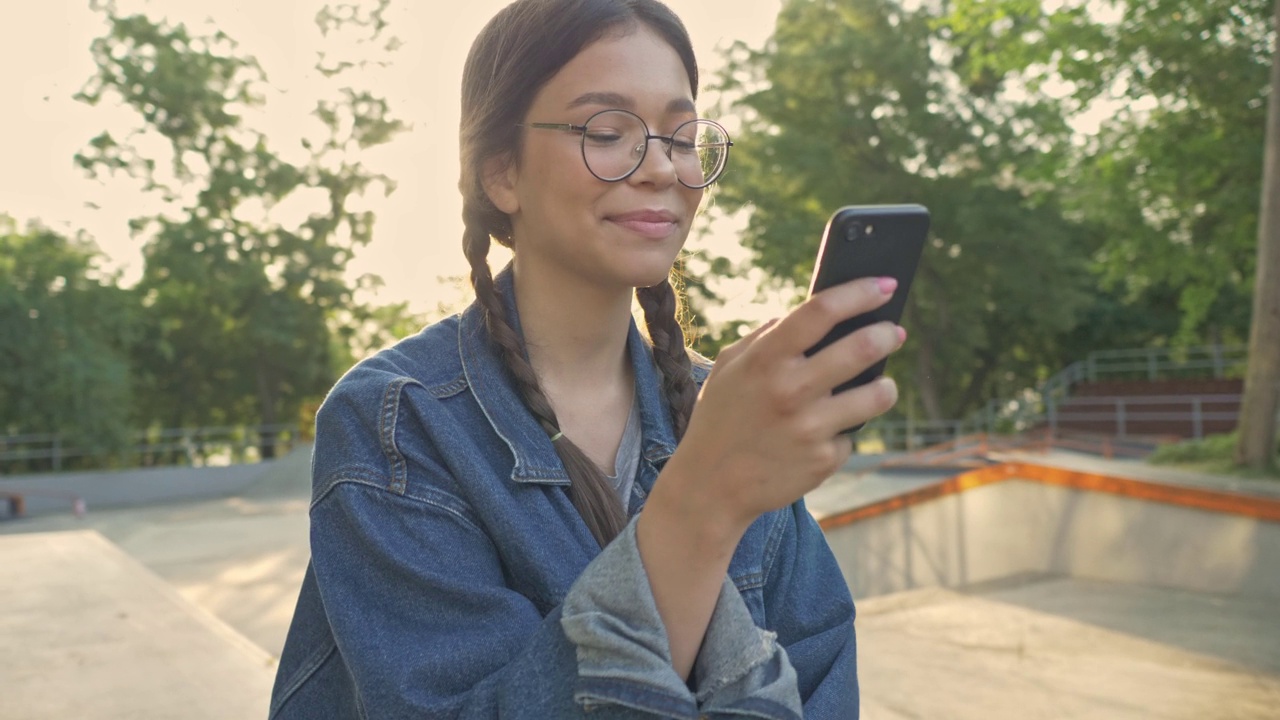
left=858, top=577, right=1280, bottom=719
left=3, top=444, right=1278, bottom=719
left=1, top=530, right=275, bottom=720
left=996, top=448, right=1280, bottom=499
left=0, top=445, right=313, bottom=658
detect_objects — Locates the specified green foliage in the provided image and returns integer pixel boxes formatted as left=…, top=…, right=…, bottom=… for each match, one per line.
left=0, top=217, right=136, bottom=459
left=943, top=0, right=1272, bottom=346
left=73, top=2, right=405, bottom=439
left=1149, top=430, right=1279, bottom=478
left=709, top=0, right=1095, bottom=419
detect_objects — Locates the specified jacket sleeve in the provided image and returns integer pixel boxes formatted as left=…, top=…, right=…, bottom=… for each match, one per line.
left=297, top=373, right=802, bottom=719
left=306, top=481, right=802, bottom=719
left=761, top=499, right=861, bottom=718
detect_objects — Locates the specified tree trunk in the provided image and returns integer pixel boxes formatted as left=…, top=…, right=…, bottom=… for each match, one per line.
left=256, top=356, right=279, bottom=461
left=914, top=330, right=945, bottom=421
left=1235, top=0, right=1280, bottom=471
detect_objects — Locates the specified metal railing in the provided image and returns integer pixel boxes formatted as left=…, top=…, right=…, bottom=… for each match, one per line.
left=0, top=423, right=300, bottom=474
left=1051, top=394, right=1242, bottom=439
left=963, top=344, right=1248, bottom=438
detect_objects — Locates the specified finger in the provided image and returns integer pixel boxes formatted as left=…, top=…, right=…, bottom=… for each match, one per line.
left=830, top=433, right=855, bottom=470
left=805, top=322, right=904, bottom=398
left=813, top=376, right=900, bottom=435
left=754, top=277, right=896, bottom=362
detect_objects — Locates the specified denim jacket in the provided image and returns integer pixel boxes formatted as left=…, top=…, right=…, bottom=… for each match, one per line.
left=269, top=267, right=859, bottom=719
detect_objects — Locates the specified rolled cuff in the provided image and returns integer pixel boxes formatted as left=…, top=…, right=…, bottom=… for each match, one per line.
left=560, top=517, right=801, bottom=719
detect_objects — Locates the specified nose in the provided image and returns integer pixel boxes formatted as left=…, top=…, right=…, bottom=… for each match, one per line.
left=627, top=136, right=679, bottom=187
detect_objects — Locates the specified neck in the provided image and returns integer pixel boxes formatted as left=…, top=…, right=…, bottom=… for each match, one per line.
left=510, top=255, right=637, bottom=391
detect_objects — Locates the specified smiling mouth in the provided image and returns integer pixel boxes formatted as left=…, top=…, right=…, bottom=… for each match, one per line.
left=607, top=210, right=681, bottom=239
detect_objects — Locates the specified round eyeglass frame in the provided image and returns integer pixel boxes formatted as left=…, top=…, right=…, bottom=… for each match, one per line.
left=525, top=109, right=733, bottom=189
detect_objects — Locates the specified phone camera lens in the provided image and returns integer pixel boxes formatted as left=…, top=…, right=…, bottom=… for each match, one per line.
left=845, top=222, right=862, bottom=242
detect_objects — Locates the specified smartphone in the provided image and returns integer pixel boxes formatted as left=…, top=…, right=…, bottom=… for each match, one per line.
left=805, top=204, right=930, bottom=431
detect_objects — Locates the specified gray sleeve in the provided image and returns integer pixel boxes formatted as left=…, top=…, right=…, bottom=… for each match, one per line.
left=561, top=517, right=802, bottom=718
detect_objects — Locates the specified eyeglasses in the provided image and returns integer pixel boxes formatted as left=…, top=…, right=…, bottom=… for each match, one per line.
left=524, top=109, right=732, bottom=189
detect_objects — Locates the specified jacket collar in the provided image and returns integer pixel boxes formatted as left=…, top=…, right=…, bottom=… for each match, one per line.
left=458, top=263, right=677, bottom=486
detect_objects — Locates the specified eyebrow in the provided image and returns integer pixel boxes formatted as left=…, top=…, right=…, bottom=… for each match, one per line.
left=566, top=91, right=696, bottom=116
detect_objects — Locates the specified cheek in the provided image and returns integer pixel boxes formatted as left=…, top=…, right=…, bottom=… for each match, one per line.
left=683, top=187, right=706, bottom=219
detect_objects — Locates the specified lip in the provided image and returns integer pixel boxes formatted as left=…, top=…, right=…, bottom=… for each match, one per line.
left=607, top=209, right=680, bottom=224
left=606, top=208, right=682, bottom=239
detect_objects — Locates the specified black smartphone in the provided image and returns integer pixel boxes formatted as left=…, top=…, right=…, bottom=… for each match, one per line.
left=805, top=204, right=930, bottom=430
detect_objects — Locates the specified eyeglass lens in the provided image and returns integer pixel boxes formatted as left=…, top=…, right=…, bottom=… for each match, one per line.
left=581, top=110, right=728, bottom=188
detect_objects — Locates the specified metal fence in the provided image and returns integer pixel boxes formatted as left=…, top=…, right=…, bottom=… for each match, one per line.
left=0, top=424, right=300, bottom=474
left=1051, top=394, right=1242, bottom=438
left=960, top=345, right=1249, bottom=438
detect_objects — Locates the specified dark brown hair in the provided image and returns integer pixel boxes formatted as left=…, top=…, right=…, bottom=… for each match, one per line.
left=459, top=0, right=700, bottom=547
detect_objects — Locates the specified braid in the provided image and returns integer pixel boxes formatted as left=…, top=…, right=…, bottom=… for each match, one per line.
left=636, top=277, right=698, bottom=441
left=463, top=207, right=626, bottom=547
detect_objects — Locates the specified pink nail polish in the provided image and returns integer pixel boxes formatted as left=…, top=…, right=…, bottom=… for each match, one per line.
left=896, top=326, right=907, bottom=343
left=877, top=277, right=898, bottom=295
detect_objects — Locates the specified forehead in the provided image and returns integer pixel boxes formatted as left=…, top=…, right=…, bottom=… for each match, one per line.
left=530, top=26, right=694, bottom=117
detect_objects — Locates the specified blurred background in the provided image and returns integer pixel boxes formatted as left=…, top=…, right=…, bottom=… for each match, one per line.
left=2, top=1, right=1279, bottom=718
left=1, top=0, right=1275, bottom=474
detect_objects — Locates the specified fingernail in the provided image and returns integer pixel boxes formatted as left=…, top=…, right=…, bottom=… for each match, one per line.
left=877, top=277, right=898, bottom=295
left=896, top=325, right=907, bottom=344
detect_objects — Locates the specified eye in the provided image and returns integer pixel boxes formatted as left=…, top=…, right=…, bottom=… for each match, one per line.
left=583, top=128, right=625, bottom=146
left=670, top=136, right=698, bottom=154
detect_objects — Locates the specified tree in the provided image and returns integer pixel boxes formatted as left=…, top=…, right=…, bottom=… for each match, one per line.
left=75, top=1, right=405, bottom=456
left=1235, top=0, right=1280, bottom=471
left=944, top=0, right=1271, bottom=347
left=943, top=0, right=1275, bottom=465
left=0, top=216, right=136, bottom=469
left=710, top=0, right=1095, bottom=421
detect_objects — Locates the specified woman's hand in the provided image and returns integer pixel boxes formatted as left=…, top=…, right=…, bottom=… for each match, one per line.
left=663, top=275, right=904, bottom=533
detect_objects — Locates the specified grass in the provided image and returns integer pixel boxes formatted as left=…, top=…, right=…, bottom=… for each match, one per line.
left=1147, top=432, right=1280, bottom=480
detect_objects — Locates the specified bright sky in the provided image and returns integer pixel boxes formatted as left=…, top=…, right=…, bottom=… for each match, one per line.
left=0, top=0, right=791, bottom=324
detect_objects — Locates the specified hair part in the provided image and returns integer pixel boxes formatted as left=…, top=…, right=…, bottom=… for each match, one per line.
left=458, top=0, right=701, bottom=547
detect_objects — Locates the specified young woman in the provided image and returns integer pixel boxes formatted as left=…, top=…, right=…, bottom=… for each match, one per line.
left=269, top=1, right=904, bottom=717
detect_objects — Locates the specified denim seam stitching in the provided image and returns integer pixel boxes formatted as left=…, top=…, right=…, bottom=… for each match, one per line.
left=311, top=469, right=387, bottom=511
left=378, top=377, right=415, bottom=493
left=761, top=508, right=790, bottom=587
left=733, top=571, right=766, bottom=593
left=312, top=475, right=486, bottom=536
left=309, top=474, right=389, bottom=507
left=427, top=375, right=467, bottom=398
left=267, top=640, right=337, bottom=719
left=399, top=485, right=485, bottom=535
left=458, top=320, right=524, bottom=476
left=574, top=675, right=698, bottom=718
left=714, top=696, right=803, bottom=720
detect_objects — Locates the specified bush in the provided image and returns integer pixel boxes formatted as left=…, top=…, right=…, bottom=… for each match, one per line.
left=1148, top=431, right=1279, bottom=477
left=1148, top=432, right=1241, bottom=465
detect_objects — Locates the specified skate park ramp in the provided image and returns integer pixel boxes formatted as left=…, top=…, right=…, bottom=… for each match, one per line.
left=3, top=444, right=1279, bottom=718
left=0, top=444, right=313, bottom=720
left=811, top=456, right=1280, bottom=719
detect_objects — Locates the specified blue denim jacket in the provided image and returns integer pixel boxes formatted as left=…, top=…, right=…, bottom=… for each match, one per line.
left=269, top=267, right=859, bottom=719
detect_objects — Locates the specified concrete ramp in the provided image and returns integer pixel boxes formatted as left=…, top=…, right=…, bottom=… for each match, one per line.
left=857, top=577, right=1280, bottom=720
left=817, top=460, right=1280, bottom=719
left=819, top=462, right=1280, bottom=600
left=1, top=530, right=274, bottom=720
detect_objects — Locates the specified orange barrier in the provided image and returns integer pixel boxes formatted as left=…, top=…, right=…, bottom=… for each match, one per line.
left=819, top=461, right=1280, bottom=531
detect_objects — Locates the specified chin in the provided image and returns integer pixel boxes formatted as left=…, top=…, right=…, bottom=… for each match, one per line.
left=624, top=257, right=679, bottom=290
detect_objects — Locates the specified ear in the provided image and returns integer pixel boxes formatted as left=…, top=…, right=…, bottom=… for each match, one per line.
left=481, top=154, right=520, bottom=215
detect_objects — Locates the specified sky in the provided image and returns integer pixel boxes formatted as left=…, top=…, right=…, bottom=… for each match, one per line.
left=0, top=0, right=793, bottom=323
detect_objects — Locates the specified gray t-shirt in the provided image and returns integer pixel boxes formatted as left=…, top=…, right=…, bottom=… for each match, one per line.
left=605, top=391, right=642, bottom=513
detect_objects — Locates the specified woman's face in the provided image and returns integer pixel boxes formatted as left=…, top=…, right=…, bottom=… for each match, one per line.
left=487, top=26, right=703, bottom=293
